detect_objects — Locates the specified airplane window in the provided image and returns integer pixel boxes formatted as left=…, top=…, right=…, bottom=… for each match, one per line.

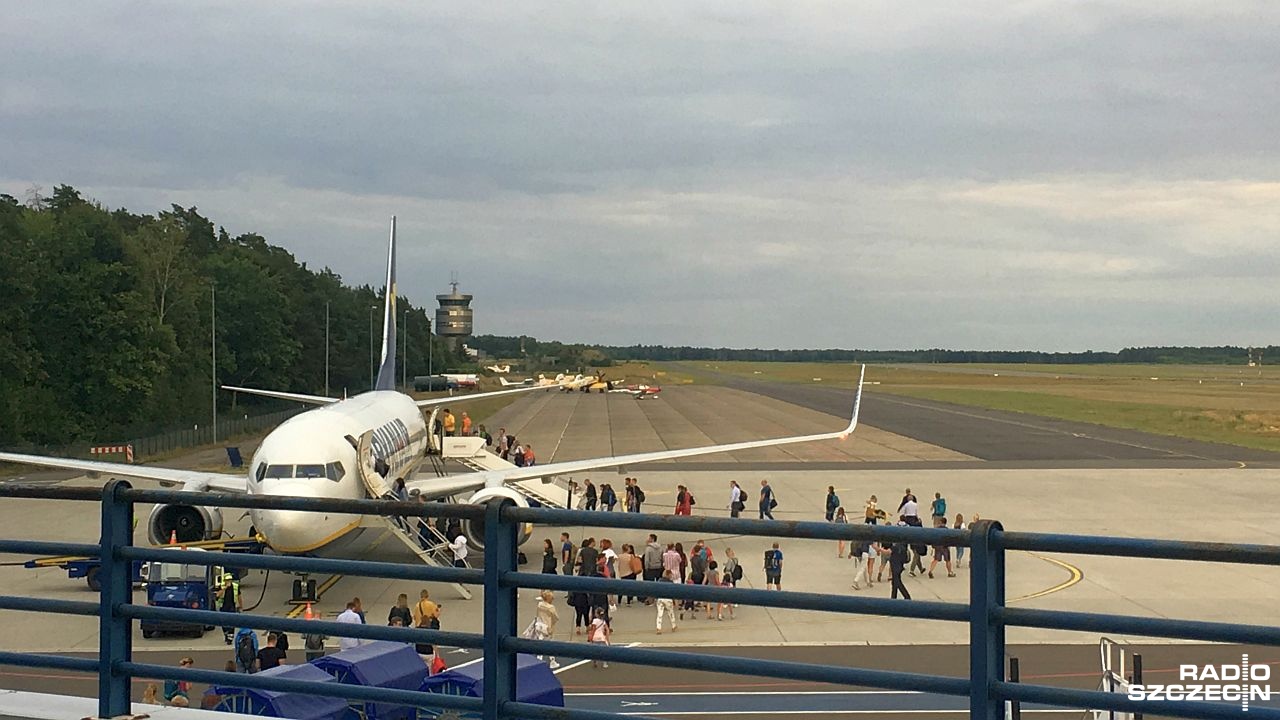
left=254, top=463, right=267, bottom=483
left=326, top=462, right=344, bottom=482
left=295, top=464, right=326, bottom=479
left=264, top=465, right=293, bottom=479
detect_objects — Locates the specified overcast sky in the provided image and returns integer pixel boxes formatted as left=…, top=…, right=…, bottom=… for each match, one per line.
left=4, top=2, right=1278, bottom=351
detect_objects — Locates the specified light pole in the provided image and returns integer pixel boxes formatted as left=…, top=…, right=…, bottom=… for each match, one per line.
left=427, top=317, right=433, bottom=377
left=369, top=304, right=377, bottom=390
left=402, top=308, right=408, bottom=390
left=211, top=284, right=217, bottom=444
left=324, top=301, right=330, bottom=397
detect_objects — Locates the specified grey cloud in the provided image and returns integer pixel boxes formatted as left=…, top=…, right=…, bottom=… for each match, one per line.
left=3, top=3, right=1279, bottom=349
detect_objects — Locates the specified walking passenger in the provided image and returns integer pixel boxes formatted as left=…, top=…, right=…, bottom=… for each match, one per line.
left=825, top=486, right=840, bottom=522
left=542, top=538, right=558, bottom=574
left=655, top=570, right=677, bottom=634
left=928, top=516, right=956, bottom=578
left=764, top=542, right=783, bottom=590
left=931, top=492, right=947, bottom=524
left=617, top=544, right=640, bottom=605
left=584, top=479, right=598, bottom=511
left=522, top=590, right=560, bottom=669
left=674, top=484, right=694, bottom=516
left=834, top=506, right=849, bottom=557
left=601, top=483, right=617, bottom=511
left=561, top=532, right=576, bottom=576
left=864, top=494, right=880, bottom=525
left=886, top=529, right=912, bottom=600
left=759, top=479, right=776, bottom=520
left=387, top=593, right=413, bottom=628
left=728, top=480, right=743, bottom=518
left=953, top=514, right=967, bottom=568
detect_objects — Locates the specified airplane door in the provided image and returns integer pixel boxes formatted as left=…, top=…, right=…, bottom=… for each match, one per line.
left=356, top=430, right=395, bottom=499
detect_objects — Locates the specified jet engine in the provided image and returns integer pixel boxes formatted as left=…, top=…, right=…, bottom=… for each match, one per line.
left=147, top=504, right=224, bottom=545
left=461, top=486, right=533, bottom=551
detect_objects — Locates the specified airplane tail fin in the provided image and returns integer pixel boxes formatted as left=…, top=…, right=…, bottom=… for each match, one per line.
left=373, top=216, right=398, bottom=391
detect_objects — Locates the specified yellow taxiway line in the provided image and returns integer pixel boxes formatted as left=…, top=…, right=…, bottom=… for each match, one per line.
left=1009, top=552, right=1084, bottom=603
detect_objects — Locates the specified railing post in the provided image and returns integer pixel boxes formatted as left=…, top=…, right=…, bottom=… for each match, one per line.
left=970, top=519, right=1006, bottom=720
left=99, top=480, right=134, bottom=719
left=482, top=500, right=518, bottom=720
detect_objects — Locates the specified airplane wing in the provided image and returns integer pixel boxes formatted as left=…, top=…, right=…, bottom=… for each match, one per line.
left=407, top=364, right=865, bottom=501
left=414, top=380, right=569, bottom=408
left=221, top=385, right=339, bottom=405
left=0, top=452, right=248, bottom=493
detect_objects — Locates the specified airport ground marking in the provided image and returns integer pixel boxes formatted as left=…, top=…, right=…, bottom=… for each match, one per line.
left=1008, top=553, right=1083, bottom=603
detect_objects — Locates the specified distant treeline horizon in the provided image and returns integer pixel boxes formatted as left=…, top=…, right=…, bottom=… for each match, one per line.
left=469, top=335, right=1276, bottom=366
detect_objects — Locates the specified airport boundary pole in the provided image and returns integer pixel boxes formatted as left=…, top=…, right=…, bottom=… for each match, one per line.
left=970, top=519, right=1007, bottom=720
left=99, top=480, right=134, bottom=719
left=482, top=500, right=518, bottom=719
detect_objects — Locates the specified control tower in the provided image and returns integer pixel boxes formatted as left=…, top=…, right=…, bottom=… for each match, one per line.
left=435, top=276, right=474, bottom=351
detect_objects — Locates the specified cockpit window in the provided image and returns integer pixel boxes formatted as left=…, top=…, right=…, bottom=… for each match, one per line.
left=254, top=463, right=267, bottom=483
left=326, top=461, right=344, bottom=481
left=295, top=464, right=326, bottom=479
left=264, top=464, right=293, bottom=478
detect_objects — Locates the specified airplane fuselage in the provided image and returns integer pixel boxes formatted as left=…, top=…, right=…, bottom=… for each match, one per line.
left=245, top=391, right=428, bottom=554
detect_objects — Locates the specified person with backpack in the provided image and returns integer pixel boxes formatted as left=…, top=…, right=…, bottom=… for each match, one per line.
left=163, top=658, right=193, bottom=706
left=303, top=623, right=328, bottom=662
left=759, top=480, right=776, bottom=520
left=584, top=479, right=598, bottom=511
left=674, top=485, right=695, bottom=516
left=931, top=492, right=947, bottom=525
left=723, top=547, right=742, bottom=588
left=728, top=480, right=744, bottom=518
left=763, top=542, right=783, bottom=590
left=600, top=483, right=617, bottom=511
left=825, top=486, right=841, bottom=522
left=234, top=627, right=259, bottom=673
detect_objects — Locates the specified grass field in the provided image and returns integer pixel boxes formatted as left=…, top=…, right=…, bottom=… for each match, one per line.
left=670, top=361, right=1280, bottom=452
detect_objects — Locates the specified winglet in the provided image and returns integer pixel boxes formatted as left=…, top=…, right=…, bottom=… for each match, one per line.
left=839, top=364, right=866, bottom=439
left=373, top=216, right=398, bottom=391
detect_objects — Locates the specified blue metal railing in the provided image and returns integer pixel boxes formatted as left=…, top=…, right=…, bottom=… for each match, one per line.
left=0, top=480, right=1278, bottom=720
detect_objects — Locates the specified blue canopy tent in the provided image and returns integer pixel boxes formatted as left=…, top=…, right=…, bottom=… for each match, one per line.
left=313, top=641, right=430, bottom=720
left=211, top=663, right=353, bottom=719
left=416, top=653, right=563, bottom=718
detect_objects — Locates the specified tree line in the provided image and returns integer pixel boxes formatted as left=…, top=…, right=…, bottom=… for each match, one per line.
left=468, top=337, right=1276, bottom=367
left=0, top=186, right=462, bottom=446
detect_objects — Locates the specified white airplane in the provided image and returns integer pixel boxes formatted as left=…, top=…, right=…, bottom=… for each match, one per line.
left=485, top=364, right=512, bottom=374
left=0, top=218, right=866, bottom=559
left=499, top=373, right=566, bottom=388
left=440, top=373, right=478, bottom=388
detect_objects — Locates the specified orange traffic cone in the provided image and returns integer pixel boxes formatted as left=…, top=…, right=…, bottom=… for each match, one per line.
left=168, top=530, right=178, bottom=545
left=304, top=602, right=315, bottom=620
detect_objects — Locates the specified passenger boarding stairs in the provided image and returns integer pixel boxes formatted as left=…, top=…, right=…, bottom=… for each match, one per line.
left=435, top=436, right=576, bottom=510
left=353, top=428, right=473, bottom=600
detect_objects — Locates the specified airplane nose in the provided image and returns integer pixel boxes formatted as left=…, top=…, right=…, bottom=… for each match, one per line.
left=251, top=482, right=354, bottom=554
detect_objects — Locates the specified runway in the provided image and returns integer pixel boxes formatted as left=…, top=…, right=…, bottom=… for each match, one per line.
left=688, top=372, right=1280, bottom=468
left=3, top=380, right=1280, bottom=718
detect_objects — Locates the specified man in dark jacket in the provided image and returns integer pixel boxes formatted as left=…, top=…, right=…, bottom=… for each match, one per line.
left=886, top=525, right=912, bottom=600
